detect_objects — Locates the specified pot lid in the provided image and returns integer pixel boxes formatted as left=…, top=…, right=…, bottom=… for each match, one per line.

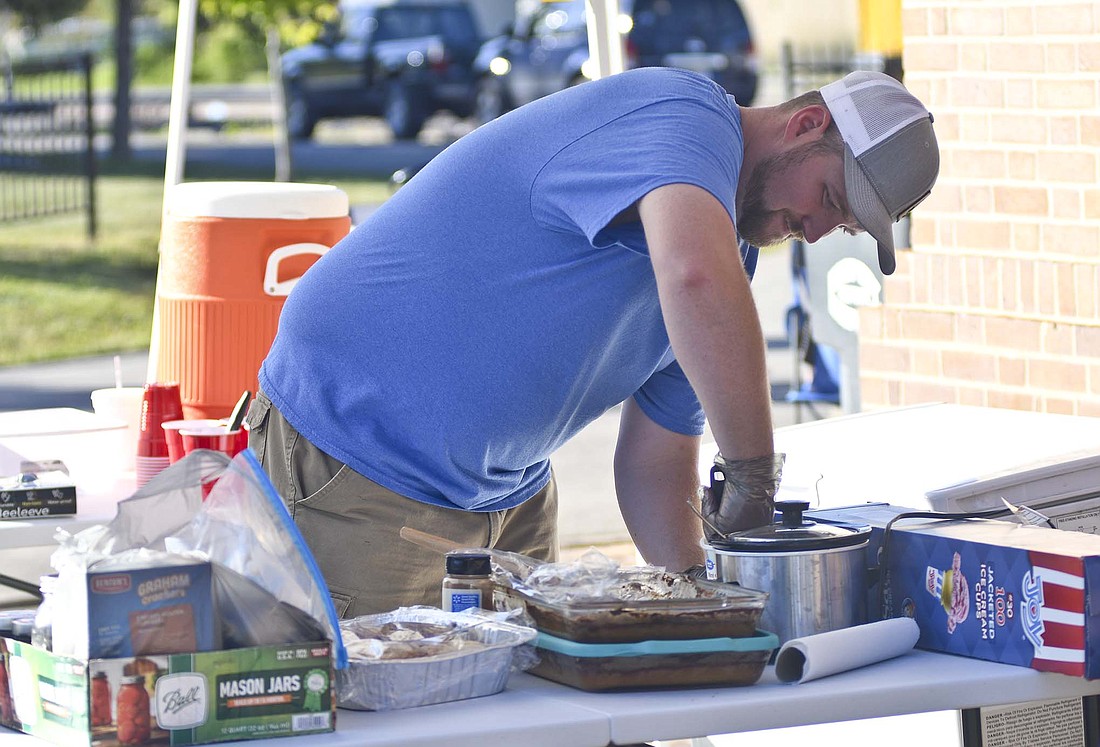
left=709, top=500, right=870, bottom=552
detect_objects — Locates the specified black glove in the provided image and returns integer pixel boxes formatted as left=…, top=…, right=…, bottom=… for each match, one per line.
left=701, top=452, right=785, bottom=542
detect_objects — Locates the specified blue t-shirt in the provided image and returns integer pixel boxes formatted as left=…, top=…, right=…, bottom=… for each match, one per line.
left=260, top=67, right=756, bottom=512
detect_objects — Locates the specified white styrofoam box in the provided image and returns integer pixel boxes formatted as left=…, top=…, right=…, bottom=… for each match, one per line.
left=0, top=407, right=128, bottom=497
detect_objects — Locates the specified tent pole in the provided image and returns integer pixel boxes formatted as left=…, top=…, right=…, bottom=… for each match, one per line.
left=147, top=0, right=199, bottom=384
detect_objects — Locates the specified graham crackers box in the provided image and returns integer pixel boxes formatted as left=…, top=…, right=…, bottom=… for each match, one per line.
left=810, top=503, right=1100, bottom=679
left=83, top=562, right=219, bottom=659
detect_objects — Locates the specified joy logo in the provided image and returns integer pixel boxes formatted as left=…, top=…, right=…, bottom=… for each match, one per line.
left=155, top=673, right=208, bottom=730
left=1020, top=569, right=1046, bottom=651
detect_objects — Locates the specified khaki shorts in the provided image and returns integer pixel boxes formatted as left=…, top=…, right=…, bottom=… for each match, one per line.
left=245, top=391, right=559, bottom=617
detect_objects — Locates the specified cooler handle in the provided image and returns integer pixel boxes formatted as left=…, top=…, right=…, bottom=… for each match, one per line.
left=263, top=242, right=330, bottom=296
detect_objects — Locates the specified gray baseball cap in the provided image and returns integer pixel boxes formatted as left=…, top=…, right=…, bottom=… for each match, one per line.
left=821, top=71, right=940, bottom=275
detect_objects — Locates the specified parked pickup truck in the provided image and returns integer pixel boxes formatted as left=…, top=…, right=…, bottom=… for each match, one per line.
left=280, top=0, right=483, bottom=140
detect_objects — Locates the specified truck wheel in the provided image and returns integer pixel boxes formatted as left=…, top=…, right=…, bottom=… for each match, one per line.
left=285, top=85, right=316, bottom=141
left=475, top=76, right=511, bottom=125
left=385, top=80, right=428, bottom=140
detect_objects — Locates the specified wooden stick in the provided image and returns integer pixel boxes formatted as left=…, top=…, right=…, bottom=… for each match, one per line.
left=398, top=526, right=464, bottom=554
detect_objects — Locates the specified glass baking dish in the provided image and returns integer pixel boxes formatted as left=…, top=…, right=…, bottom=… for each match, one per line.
left=493, top=576, right=768, bottom=643
left=529, top=629, right=778, bottom=691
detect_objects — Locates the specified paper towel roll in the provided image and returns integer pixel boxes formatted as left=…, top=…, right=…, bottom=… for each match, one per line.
left=774, top=617, right=920, bottom=684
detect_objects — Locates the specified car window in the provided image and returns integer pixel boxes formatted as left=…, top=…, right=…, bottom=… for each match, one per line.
left=435, top=7, right=481, bottom=44
left=340, top=7, right=377, bottom=42
left=374, top=8, right=437, bottom=40
left=630, top=0, right=751, bottom=51
left=531, top=0, right=587, bottom=37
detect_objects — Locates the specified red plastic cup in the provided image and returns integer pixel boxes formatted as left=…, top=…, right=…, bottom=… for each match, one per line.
left=179, top=425, right=248, bottom=499
left=136, top=382, right=184, bottom=486
left=180, top=426, right=249, bottom=460
left=162, top=419, right=223, bottom=463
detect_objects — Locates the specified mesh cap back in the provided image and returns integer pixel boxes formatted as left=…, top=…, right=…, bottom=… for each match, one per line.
left=821, top=71, right=939, bottom=275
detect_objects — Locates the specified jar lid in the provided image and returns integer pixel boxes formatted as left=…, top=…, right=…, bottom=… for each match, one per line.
left=446, top=551, right=491, bottom=576
left=11, top=618, right=34, bottom=636
left=709, top=500, right=870, bottom=552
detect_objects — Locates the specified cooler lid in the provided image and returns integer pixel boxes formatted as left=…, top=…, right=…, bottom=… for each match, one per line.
left=168, top=181, right=349, bottom=220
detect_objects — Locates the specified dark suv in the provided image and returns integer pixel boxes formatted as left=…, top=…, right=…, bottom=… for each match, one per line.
left=473, top=0, right=758, bottom=123
left=280, top=0, right=483, bottom=140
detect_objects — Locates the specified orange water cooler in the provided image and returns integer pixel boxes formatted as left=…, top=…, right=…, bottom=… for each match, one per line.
left=154, top=181, right=351, bottom=419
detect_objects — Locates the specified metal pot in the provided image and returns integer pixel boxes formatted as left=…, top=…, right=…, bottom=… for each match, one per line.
left=703, top=499, right=872, bottom=645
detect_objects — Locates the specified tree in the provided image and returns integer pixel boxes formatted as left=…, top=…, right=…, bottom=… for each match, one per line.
left=198, top=0, right=335, bottom=180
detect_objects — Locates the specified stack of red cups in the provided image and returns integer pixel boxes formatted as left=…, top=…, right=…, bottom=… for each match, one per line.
left=135, top=382, right=184, bottom=487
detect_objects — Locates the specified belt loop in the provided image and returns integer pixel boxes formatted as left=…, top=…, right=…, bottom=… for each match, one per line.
left=486, top=510, right=504, bottom=547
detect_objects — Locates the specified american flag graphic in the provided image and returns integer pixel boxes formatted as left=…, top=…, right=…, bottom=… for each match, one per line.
left=1026, top=551, right=1087, bottom=677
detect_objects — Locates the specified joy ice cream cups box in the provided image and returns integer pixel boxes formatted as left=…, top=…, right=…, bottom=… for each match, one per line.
left=0, top=636, right=334, bottom=746
left=808, top=503, right=1100, bottom=679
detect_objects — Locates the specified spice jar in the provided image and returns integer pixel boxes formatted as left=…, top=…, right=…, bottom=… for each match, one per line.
left=441, top=551, right=493, bottom=612
left=91, top=672, right=113, bottom=727
left=10, top=618, right=34, bottom=645
left=116, top=675, right=151, bottom=745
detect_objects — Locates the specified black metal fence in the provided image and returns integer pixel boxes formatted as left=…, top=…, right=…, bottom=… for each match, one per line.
left=0, top=53, right=97, bottom=238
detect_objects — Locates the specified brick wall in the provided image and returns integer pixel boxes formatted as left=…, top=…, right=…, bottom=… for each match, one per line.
left=859, top=1, right=1100, bottom=417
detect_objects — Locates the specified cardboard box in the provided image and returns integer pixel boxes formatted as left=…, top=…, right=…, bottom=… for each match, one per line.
left=0, top=637, right=335, bottom=747
left=809, top=503, right=1100, bottom=679
left=83, top=563, right=218, bottom=660
left=923, top=449, right=1100, bottom=533
left=0, top=470, right=76, bottom=520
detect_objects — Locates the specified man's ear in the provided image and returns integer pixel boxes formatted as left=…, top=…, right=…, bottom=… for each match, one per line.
left=784, top=104, right=832, bottom=142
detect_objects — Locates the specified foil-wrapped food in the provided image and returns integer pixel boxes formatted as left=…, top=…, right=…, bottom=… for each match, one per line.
left=336, top=607, right=536, bottom=711
left=343, top=619, right=486, bottom=661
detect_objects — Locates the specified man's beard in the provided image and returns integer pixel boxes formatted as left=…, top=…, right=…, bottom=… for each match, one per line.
left=735, top=143, right=825, bottom=248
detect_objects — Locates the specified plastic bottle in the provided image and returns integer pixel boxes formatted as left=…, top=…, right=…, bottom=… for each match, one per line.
left=31, top=574, right=57, bottom=651
left=441, top=551, right=493, bottom=613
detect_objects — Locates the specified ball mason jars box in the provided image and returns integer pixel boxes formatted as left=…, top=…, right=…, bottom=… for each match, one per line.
left=809, top=503, right=1100, bottom=680
left=0, top=636, right=335, bottom=746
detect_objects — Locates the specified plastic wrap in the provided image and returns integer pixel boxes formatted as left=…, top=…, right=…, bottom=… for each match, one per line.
left=48, top=450, right=346, bottom=667
left=336, top=606, right=537, bottom=711
left=492, top=549, right=768, bottom=643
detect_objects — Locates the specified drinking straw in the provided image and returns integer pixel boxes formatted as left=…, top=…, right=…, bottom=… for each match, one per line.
left=114, top=355, right=123, bottom=389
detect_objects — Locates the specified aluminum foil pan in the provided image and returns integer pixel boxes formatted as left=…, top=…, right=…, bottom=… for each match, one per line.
left=335, top=606, right=536, bottom=711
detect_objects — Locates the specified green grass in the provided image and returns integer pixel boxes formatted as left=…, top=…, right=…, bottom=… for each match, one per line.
left=0, top=160, right=391, bottom=367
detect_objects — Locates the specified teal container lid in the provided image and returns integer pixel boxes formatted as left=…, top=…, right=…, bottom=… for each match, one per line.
left=535, top=629, right=779, bottom=658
